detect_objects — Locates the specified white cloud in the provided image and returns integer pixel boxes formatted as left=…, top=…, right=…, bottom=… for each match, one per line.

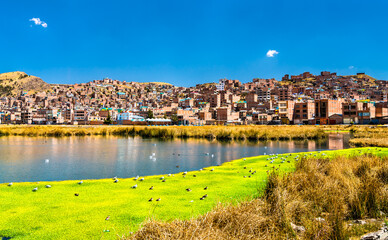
left=349, top=65, right=354, bottom=69
left=29, top=17, right=47, bottom=28
left=266, top=50, right=279, bottom=57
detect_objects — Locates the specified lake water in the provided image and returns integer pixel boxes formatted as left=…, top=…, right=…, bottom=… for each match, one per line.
left=0, top=134, right=350, bottom=183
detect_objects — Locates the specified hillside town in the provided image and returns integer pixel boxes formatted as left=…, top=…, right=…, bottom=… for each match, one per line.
left=0, top=71, right=388, bottom=125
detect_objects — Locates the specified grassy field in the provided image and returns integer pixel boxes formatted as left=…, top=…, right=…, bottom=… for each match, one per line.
left=0, top=147, right=387, bottom=239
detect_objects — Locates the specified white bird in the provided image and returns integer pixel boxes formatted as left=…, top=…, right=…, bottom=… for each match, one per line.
left=114, top=179, right=119, bottom=183
left=168, top=173, right=172, bottom=177
left=134, top=176, right=139, bottom=180
left=152, top=153, right=156, bottom=156
left=32, top=187, right=38, bottom=192
left=149, top=156, right=153, bottom=159
left=45, top=185, right=51, bottom=188
left=139, top=178, right=144, bottom=181
left=152, top=157, right=156, bottom=162
left=243, top=158, right=246, bottom=161
left=160, top=176, right=165, bottom=180
left=211, top=154, right=214, bottom=158
left=78, top=181, right=83, bottom=185
left=45, top=159, right=50, bottom=163
left=132, top=184, right=137, bottom=189
left=199, top=168, right=203, bottom=171
left=183, top=171, right=187, bottom=175
left=270, top=160, right=274, bottom=164
left=8, top=182, right=13, bottom=187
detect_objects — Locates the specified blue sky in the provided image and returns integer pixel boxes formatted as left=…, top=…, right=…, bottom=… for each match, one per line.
left=1, top=0, right=388, bottom=86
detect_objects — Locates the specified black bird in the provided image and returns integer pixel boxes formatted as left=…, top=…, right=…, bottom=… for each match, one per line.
left=148, top=198, right=153, bottom=202
left=202, top=194, right=208, bottom=198
left=156, top=198, right=161, bottom=201
left=204, top=186, right=208, bottom=190
left=193, top=175, right=196, bottom=177
left=149, top=186, right=154, bottom=190
left=243, top=167, right=247, bottom=169
left=200, top=197, right=204, bottom=200
left=74, top=193, right=79, bottom=196
left=186, top=188, right=191, bottom=192
left=162, top=179, right=166, bottom=182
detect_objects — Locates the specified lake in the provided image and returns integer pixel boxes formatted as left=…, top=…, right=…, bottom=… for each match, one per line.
left=0, top=134, right=350, bottom=183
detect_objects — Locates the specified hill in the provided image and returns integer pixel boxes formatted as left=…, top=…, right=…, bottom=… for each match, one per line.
left=0, top=71, right=51, bottom=97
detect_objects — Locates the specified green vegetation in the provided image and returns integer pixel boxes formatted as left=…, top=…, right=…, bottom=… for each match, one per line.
left=131, top=148, right=388, bottom=240
left=1, top=148, right=387, bottom=239
left=0, top=125, right=328, bottom=141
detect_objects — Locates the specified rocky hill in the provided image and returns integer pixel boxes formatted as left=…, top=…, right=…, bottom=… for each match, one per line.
left=0, top=71, right=51, bottom=97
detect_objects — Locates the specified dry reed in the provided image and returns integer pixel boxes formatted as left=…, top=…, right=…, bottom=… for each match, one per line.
left=128, top=154, right=388, bottom=240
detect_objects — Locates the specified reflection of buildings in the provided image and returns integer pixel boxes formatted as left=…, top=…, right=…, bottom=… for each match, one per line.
left=328, top=134, right=344, bottom=150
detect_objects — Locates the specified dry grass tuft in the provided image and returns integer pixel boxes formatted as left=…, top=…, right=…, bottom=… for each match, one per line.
left=128, top=154, right=388, bottom=240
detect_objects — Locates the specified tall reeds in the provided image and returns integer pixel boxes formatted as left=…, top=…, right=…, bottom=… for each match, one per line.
left=0, top=125, right=328, bottom=141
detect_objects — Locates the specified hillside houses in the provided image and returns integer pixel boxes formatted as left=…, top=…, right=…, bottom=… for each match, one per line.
left=1, top=72, right=388, bottom=125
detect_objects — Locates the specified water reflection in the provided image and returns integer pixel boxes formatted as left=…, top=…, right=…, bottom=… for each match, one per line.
left=0, top=134, right=350, bottom=183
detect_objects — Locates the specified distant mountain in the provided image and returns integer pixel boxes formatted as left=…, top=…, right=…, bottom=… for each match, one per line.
left=0, top=71, right=51, bottom=97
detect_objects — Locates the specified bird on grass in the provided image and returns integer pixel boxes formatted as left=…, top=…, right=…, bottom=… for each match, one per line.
left=210, top=168, right=214, bottom=171
left=32, top=187, right=38, bottom=192
left=202, top=194, right=208, bottom=198
left=183, top=171, right=187, bottom=175
left=156, top=198, right=161, bottom=201
left=45, top=185, right=51, bottom=188
left=148, top=198, right=153, bottom=202
left=160, top=176, right=165, bottom=180
left=162, top=179, right=166, bottom=182
left=114, top=179, right=119, bottom=183
left=193, top=175, right=196, bottom=177
left=204, top=186, right=208, bottom=190
left=105, top=216, right=110, bottom=221
left=132, top=184, right=137, bottom=189
left=8, top=182, right=12, bottom=187
left=186, top=188, right=191, bottom=192
left=78, top=181, right=83, bottom=185
left=74, top=193, right=79, bottom=196
left=149, top=186, right=153, bottom=190
left=134, top=176, right=139, bottom=181
left=139, top=178, right=144, bottom=181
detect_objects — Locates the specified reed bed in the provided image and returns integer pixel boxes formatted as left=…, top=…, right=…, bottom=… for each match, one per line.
left=129, top=154, right=388, bottom=240
left=348, top=126, right=388, bottom=147
left=0, top=125, right=328, bottom=141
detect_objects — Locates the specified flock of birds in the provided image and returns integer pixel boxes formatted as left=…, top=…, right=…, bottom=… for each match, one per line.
left=5, top=148, right=381, bottom=226
left=5, top=150, right=331, bottom=193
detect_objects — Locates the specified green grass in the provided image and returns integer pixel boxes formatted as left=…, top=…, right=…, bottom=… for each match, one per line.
left=1, top=147, right=387, bottom=239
